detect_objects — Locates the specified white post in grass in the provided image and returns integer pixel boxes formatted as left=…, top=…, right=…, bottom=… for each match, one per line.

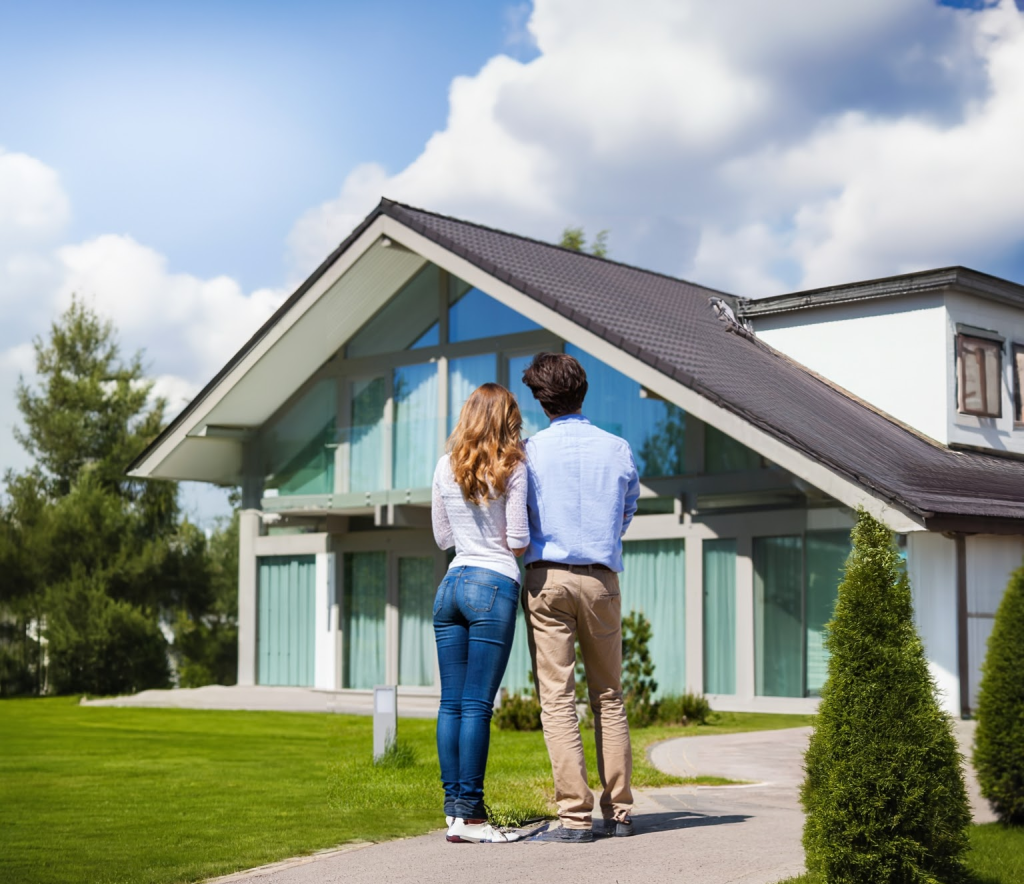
left=373, top=685, right=398, bottom=761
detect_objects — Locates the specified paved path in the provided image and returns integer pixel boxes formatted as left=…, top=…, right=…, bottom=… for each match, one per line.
left=86, top=689, right=992, bottom=884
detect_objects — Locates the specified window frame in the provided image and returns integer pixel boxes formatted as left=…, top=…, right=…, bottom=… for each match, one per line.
left=956, top=333, right=1003, bottom=419
left=1013, top=343, right=1024, bottom=427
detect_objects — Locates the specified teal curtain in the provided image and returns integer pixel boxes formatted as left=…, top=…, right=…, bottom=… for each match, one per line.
left=448, top=354, right=497, bottom=435
left=703, top=539, right=736, bottom=695
left=349, top=377, right=387, bottom=491
left=566, top=345, right=685, bottom=477
left=257, top=556, right=316, bottom=686
left=754, top=536, right=803, bottom=697
left=507, top=353, right=550, bottom=439
left=263, top=379, right=336, bottom=496
left=343, top=552, right=386, bottom=689
left=805, top=531, right=850, bottom=696
left=620, top=539, right=685, bottom=697
left=393, top=363, right=438, bottom=488
left=705, top=424, right=762, bottom=473
left=399, top=557, right=437, bottom=687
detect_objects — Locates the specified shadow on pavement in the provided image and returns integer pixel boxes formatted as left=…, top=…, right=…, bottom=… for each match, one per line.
left=630, top=810, right=752, bottom=835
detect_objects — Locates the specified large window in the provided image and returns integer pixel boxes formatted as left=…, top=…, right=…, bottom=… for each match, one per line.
left=348, top=377, right=387, bottom=492
left=957, top=333, right=1002, bottom=418
left=703, top=539, right=736, bottom=695
left=449, top=277, right=541, bottom=342
left=753, top=531, right=850, bottom=698
left=620, top=539, right=686, bottom=696
left=346, top=264, right=440, bottom=357
left=393, top=363, right=438, bottom=489
left=343, top=552, right=387, bottom=689
left=705, top=425, right=763, bottom=473
left=263, top=379, right=336, bottom=496
left=1013, top=344, right=1024, bottom=425
left=567, top=345, right=686, bottom=477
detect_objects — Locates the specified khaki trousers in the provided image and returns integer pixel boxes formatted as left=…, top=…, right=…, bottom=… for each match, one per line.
left=523, top=566, right=633, bottom=829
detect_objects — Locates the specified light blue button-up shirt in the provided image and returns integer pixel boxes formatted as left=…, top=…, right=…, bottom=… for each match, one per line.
left=523, top=414, right=640, bottom=572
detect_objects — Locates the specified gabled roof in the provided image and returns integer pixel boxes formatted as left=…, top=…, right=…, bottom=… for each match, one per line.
left=131, top=198, right=1024, bottom=532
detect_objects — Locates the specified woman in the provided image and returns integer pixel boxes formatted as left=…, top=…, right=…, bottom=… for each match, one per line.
left=431, top=383, right=529, bottom=844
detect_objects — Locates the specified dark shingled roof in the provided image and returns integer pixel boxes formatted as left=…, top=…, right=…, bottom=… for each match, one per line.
left=383, top=199, right=1024, bottom=530
left=134, top=198, right=1024, bottom=530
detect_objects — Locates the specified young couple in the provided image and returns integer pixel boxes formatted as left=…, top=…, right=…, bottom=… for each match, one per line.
left=431, top=352, right=640, bottom=845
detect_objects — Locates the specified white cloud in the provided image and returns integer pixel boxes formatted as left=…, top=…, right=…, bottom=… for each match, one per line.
left=0, top=148, right=70, bottom=244
left=287, top=0, right=1024, bottom=295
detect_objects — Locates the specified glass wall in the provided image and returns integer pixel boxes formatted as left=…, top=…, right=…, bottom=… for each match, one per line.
left=343, top=552, right=387, bottom=689
left=349, top=377, right=387, bottom=492
left=753, top=531, right=851, bottom=697
left=263, top=379, right=336, bottom=496
left=449, top=278, right=541, bottom=342
left=393, top=363, right=438, bottom=488
left=703, top=539, right=736, bottom=695
left=507, top=352, right=551, bottom=439
left=567, top=345, right=685, bottom=477
left=620, top=539, right=686, bottom=696
left=398, top=556, right=436, bottom=687
left=449, top=354, right=497, bottom=434
left=705, top=424, right=762, bottom=473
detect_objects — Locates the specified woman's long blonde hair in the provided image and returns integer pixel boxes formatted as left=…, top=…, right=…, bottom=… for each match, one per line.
left=447, top=383, right=525, bottom=504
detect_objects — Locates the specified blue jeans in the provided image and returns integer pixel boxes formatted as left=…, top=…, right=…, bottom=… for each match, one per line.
left=433, top=565, right=519, bottom=820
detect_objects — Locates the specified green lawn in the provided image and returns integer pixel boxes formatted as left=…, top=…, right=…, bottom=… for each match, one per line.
left=777, top=824, right=1024, bottom=884
left=0, top=698, right=812, bottom=884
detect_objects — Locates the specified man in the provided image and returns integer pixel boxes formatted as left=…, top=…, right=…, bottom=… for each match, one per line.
left=520, top=352, right=640, bottom=843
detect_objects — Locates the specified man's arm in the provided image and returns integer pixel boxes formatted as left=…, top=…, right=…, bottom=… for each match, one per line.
left=621, top=448, right=640, bottom=536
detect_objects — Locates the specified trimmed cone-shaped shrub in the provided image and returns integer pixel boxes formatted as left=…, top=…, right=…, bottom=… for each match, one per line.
left=802, top=513, right=970, bottom=883
left=973, top=564, right=1024, bottom=825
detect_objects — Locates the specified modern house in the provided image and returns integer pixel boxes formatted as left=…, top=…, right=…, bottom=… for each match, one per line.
left=129, top=200, right=1024, bottom=718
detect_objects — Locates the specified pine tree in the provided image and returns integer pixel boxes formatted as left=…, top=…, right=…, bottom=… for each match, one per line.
left=973, top=565, right=1024, bottom=826
left=801, top=512, right=970, bottom=883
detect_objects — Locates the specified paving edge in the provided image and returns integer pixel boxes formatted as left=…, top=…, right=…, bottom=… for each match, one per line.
left=203, top=842, right=375, bottom=883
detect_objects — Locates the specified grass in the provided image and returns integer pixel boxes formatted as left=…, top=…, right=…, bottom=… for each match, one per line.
left=776, top=824, right=1024, bottom=884
left=0, top=698, right=812, bottom=884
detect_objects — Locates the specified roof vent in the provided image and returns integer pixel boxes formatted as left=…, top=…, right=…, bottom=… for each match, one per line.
left=708, top=297, right=754, bottom=339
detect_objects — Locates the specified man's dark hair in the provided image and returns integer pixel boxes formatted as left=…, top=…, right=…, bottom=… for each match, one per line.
left=521, top=352, right=588, bottom=417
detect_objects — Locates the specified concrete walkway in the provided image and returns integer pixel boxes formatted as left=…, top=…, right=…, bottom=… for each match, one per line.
left=84, top=689, right=993, bottom=884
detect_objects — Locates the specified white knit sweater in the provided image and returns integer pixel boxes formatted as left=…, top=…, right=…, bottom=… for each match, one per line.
left=431, top=455, right=529, bottom=583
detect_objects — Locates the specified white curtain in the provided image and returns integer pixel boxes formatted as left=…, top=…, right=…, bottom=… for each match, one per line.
left=805, top=531, right=850, bottom=696
left=448, top=354, right=497, bottom=435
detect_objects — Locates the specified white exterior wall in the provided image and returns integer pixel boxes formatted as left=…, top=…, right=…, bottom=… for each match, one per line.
left=965, top=535, right=1024, bottom=708
left=753, top=294, right=949, bottom=443
left=314, top=552, right=337, bottom=690
left=945, top=292, right=1024, bottom=455
left=906, top=531, right=960, bottom=717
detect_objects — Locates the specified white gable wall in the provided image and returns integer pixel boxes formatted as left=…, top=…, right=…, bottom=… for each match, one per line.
left=751, top=293, right=950, bottom=443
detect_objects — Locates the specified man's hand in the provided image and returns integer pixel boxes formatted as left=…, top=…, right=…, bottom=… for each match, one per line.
left=511, top=546, right=528, bottom=557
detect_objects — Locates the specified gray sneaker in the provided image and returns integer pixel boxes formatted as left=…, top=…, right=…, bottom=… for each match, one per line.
left=532, top=825, right=594, bottom=843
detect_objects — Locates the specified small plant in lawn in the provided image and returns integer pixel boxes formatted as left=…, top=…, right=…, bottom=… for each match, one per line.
left=656, top=692, right=711, bottom=726
left=373, top=739, right=417, bottom=769
left=802, top=511, right=970, bottom=883
left=622, top=610, right=658, bottom=728
left=974, top=564, right=1024, bottom=826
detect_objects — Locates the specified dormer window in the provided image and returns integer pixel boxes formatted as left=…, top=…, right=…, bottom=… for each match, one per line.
left=1013, top=345, right=1024, bottom=425
left=957, top=333, right=1002, bottom=418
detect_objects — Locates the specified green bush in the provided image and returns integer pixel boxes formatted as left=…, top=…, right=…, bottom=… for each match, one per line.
left=801, top=512, right=970, bottom=883
left=974, top=564, right=1024, bottom=826
left=622, top=610, right=658, bottom=728
left=46, top=577, right=171, bottom=696
left=656, top=692, right=711, bottom=726
left=493, top=689, right=543, bottom=731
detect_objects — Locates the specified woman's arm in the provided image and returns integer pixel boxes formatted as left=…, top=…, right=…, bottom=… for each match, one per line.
left=505, top=461, right=529, bottom=557
left=431, top=460, right=454, bottom=550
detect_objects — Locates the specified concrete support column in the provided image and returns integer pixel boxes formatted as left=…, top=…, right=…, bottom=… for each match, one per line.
left=734, top=536, right=755, bottom=700
left=237, top=509, right=261, bottom=686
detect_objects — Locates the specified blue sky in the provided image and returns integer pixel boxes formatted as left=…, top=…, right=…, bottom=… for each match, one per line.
left=2, top=0, right=1024, bottom=524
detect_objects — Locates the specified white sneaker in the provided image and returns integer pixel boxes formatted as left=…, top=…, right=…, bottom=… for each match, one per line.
left=446, top=815, right=454, bottom=827
left=446, top=818, right=521, bottom=843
